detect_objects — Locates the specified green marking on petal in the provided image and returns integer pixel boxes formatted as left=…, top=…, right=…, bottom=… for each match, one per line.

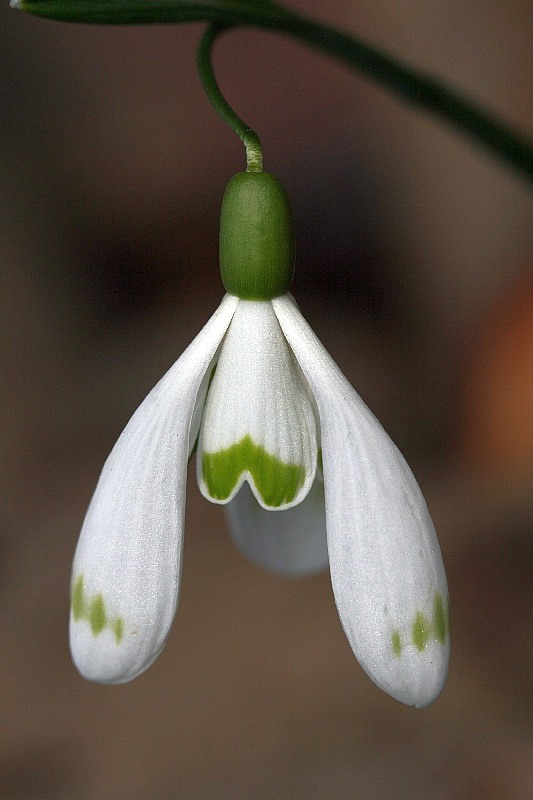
left=433, top=593, right=447, bottom=644
left=71, top=578, right=127, bottom=644
left=202, top=434, right=306, bottom=507
left=113, top=617, right=125, bottom=644
left=71, top=574, right=85, bottom=621
left=89, top=595, right=107, bottom=636
left=400, top=594, right=450, bottom=654
left=412, top=611, right=430, bottom=651
left=391, top=630, right=402, bottom=657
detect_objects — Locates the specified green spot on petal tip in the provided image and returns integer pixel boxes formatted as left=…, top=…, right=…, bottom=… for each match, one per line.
left=391, top=630, right=402, bottom=657
left=71, top=577, right=125, bottom=644
left=113, top=617, right=125, bottom=645
left=89, top=595, right=107, bottom=636
left=202, top=434, right=306, bottom=508
left=412, top=611, right=431, bottom=651
left=71, top=574, right=85, bottom=621
left=433, top=593, right=447, bottom=644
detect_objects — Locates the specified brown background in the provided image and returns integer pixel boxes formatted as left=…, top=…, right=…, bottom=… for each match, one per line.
left=1, top=1, right=532, bottom=798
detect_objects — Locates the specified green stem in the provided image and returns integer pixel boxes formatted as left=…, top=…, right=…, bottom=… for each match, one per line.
left=13, top=0, right=533, bottom=183
left=197, top=24, right=263, bottom=172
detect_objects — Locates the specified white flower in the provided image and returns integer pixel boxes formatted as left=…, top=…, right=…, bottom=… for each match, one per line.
left=70, top=170, right=449, bottom=707
left=70, top=292, right=449, bottom=706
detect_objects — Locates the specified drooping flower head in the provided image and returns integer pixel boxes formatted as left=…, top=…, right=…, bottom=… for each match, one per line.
left=70, top=172, right=449, bottom=707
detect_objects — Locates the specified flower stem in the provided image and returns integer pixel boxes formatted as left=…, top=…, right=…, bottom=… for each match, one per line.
left=197, top=24, right=263, bottom=172
left=13, top=0, right=533, bottom=183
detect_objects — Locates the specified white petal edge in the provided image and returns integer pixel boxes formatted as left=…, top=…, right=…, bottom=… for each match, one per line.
left=273, top=295, right=449, bottom=707
left=225, top=479, right=328, bottom=577
left=70, top=294, right=239, bottom=684
left=197, top=300, right=317, bottom=510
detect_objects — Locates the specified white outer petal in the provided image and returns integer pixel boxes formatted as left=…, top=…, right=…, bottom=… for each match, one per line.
left=225, top=480, right=328, bottom=577
left=273, top=295, right=449, bottom=707
left=70, top=294, right=238, bottom=684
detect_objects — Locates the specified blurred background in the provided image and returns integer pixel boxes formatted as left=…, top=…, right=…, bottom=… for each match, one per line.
left=1, top=0, right=532, bottom=797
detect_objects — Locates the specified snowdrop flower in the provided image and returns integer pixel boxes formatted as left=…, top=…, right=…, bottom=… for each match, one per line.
left=70, top=172, right=449, bottom=706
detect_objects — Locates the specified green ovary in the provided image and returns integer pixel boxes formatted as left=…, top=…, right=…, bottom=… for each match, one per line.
left=202, top=435, right=306, bottom=507
left=71, top=574, right=125, bottom=644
